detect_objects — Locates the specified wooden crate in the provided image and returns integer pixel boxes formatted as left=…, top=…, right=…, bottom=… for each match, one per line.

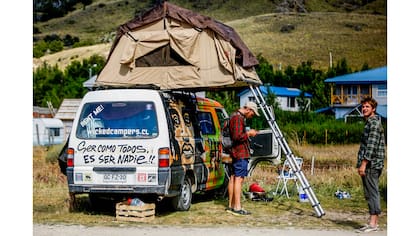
left=115, top=202, right=155, bottom=222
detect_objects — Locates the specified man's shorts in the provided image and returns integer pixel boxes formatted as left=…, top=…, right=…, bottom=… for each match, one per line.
left=232, top=158, right=249, bottom=177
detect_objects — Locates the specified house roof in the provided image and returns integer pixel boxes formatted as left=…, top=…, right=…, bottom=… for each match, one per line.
left=33, top=106, right=56, bottom=117
left=33, top=118, right=64, bottom=128
left=239, top=86, right=312, bottom=98
left=324, top=66, right=387, bottom=85
left=54, top=99, right=82, bottom=120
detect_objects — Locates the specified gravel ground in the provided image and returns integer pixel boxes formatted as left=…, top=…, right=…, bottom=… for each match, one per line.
left=33, top=224, right=387, bottom=236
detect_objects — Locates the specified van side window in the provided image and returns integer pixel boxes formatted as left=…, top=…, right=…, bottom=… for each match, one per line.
left=215, top=108, right=228, bottom=128
left=198, top=112, right=215, bottom=135
left=76, top=102, right=158, bottom=139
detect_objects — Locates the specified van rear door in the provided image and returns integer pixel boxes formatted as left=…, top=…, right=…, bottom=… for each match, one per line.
left=67, top=89, right=170, bottom=195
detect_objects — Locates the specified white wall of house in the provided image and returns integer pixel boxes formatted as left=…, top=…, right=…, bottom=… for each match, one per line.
left=275, top=96, right=300, bottom=112
left=239, top=90, right=303, bottom=112
left=372, top=84, right=387, bottom=105
left=239, top=90, right=256, bottom=108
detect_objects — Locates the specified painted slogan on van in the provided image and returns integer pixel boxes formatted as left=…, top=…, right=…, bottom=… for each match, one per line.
left=76, top=141, right=156, bottom=165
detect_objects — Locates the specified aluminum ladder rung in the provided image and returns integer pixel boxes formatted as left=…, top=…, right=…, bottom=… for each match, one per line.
left=249, top=85, right=325, bottom=218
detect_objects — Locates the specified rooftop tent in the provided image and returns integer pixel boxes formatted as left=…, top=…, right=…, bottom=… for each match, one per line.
left=95, top=2, right=262, bottom=90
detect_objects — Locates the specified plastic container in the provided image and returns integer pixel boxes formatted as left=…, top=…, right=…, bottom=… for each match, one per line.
left=298, top=186, right=309, bottom=202
left=128, top=198, right=144, bottom=206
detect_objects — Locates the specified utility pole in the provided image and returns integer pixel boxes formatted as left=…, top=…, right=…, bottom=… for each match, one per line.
left=329, top=51, right=333, bottom=68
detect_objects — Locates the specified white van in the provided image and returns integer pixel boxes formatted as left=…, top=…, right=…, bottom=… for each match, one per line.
left=65, top=88, right=280, bottom=211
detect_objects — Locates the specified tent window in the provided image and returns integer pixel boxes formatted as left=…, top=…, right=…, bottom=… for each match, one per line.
left=135, top=44, right=191, bottom=67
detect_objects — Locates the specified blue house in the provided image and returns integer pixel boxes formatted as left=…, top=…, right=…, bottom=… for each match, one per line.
left=238, top=86, right=312, bottom=112
left=323, top=66, right=387, bottom=121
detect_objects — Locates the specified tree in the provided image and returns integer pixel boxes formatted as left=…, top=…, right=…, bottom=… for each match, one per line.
left=255, top=54, right=275, bottom=85
left=33, top=62, right=65, bottom=107
left=33, top=54, right=106, bottom=108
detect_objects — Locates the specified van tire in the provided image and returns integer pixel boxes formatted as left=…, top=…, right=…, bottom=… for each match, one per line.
left=171, top=177, right=192, bottom=211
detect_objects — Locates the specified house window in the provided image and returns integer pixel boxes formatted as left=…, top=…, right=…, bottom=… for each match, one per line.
left=287, top=97, right=296, bottom=108
left=248, top=97, right=256, bottom=103
left=360, top=85, right=369, bottom=95
left=377, top=84, right=387, bottom=97
left=344, top=85, right=358, bottom=104
left=49, top=128, right=60, bottom=137
left=344, top=85, right=358, bottom=96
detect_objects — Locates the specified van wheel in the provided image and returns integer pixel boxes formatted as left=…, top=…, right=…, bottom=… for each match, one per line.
left=171, top=177, right=192, bottom=211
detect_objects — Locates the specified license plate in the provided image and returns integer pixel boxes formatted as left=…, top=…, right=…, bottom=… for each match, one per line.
left=103, top=173, right=127, bottom=183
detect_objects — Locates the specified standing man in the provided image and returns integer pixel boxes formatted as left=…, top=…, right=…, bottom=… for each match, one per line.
left=356, top=97, right=386, bottom=233
left=226, top=101, right=259, bottom=216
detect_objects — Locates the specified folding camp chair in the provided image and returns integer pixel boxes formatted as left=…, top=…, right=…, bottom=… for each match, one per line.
left=274, top=157, right=303, bottom=198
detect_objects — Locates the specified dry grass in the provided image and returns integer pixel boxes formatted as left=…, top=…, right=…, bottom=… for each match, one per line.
left=34, top=6, right=386, bottom=71
left=228, top=12, right=386, bottom=70
left=33, top=43, right=112, bottom=70
left=33, top=144, right=387, bottom=229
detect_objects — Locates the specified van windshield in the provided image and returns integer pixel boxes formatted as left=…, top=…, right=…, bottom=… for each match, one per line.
left=76, top=101, right=158, bottom=139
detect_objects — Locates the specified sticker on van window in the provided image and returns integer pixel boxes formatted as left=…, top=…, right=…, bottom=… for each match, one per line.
left=93, top=128, right=149, bottom=136
left=80, top=104, right=105, bottom=127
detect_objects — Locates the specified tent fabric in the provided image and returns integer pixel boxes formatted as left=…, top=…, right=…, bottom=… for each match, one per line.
left=95, top=2, right=261, bottom=90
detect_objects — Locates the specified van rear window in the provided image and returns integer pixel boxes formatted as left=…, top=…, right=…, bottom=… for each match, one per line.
left=76, top=102, right=158, bottom=139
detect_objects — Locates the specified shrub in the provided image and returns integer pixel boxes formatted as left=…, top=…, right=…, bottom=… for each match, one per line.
left=48, top=40, right=64, bottom=53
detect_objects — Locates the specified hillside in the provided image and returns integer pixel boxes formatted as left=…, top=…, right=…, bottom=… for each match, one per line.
left=33, top=0, right=386, bottom=70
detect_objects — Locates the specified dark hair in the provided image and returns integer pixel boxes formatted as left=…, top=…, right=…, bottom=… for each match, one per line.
left=361, top=97, right=378, bottom=109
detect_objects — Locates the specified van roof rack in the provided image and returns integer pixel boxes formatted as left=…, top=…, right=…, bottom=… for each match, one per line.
left=92, top=84, right=161, bottom=91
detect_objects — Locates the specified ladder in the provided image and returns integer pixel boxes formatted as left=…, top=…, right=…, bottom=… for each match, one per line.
left=249, top=85, right=325, bottom=218
left=47, top=101, right=55, bottom=117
